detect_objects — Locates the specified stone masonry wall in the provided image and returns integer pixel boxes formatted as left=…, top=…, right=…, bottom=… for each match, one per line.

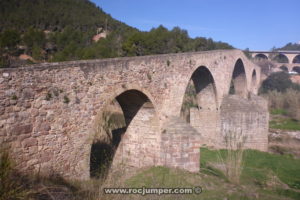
left=219, top=94, right=269, bottom=151
left=161, top=117, right=200, bottom=172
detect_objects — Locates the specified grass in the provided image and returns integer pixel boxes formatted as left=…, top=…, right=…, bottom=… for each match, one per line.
left=2, top=147, right=300, bottom=200
left=2, top=138, right=300, bottom=200
left=201, top=148, right=300, bottom=188
left=270, top=118, right=300, bottom=131
left=0, top=150, right=31, bottom=200
left=271, top=108, right=288, bottom=115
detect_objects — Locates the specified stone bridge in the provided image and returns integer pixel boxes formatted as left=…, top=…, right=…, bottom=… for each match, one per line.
left=250, top=51, right=300, bottom=73
left=0, top=49, right=269, bottom=180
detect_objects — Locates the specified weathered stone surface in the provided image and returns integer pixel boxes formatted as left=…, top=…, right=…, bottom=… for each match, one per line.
left=22, top=138, right=38, bottom=148
left=11, top=124, right=33, bottom=135
left=0, top=50, right=268, bottom=180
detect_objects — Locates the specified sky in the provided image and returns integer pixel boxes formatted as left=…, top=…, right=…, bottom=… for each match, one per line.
left=92, top=0, right=300, bottom=51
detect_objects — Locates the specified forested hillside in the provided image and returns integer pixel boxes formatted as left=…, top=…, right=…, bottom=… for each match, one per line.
left=275, top=42, right=300, bottom=51
left=0, top=0, right=233, bottom=67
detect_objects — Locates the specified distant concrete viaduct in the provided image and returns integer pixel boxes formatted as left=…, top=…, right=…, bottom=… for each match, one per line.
left=0, top=49, right=269, bottom=180
left=250, top=51, right=300, bottom=73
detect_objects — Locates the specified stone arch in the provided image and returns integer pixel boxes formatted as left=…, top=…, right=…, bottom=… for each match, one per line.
left=292, top=66, right=300, bottom=74
left=180, top=66, right=218, bottom=140
left=280, top=65, right=289, bottom=72
left=89, top=88, right=159, bottom=178
left=254, top=53, right=268, bottom=60
left=251, top=69, right=257, bottom=93
left=229, top=59, right=247, bottom=97
left=272, top=54, right=289, bottom=63
left=292, top=55, right=300, bottom=64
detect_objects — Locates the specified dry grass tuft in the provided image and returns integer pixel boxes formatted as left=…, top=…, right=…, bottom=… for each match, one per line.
left=215, top=131, right=247, bottom=184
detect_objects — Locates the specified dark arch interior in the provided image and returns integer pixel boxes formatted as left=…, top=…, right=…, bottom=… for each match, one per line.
left=293, top=55, right=300, bottom=64
left=273, top=54, right=289, bottom=63
left=255, top=54, right=268, bottom=60
left=230, top=59, right=247, bottom=96
left=180, top=66, right=217, bottom=122
left=90, top=90, right=153, bottom=178
left=251, top=70, right=257, bottom=92
left=292, top=66, right=300, bottom=74
left=280, top=65, right=289, bottom=72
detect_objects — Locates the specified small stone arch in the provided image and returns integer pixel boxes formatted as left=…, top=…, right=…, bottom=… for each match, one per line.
left=89, top=88, right=159, bottom=178
left=292, top=66, right=300, bottom=74
left=272, top=54, right=289, bottom=63
left=280, top=65, right=289, bottom=72
left=229, top=59, right=247, bottom=97
left=292, top=55, right=300, bottom=64
left=254, top=54, right=268, bottom=60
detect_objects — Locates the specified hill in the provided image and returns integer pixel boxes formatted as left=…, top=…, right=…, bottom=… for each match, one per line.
left=0, top=0, right=233, bottom=68
left=275, top=42, right=300, bottom=51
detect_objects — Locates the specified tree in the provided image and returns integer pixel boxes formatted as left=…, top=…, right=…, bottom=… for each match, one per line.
left=243, top=48, right=252, bottom=59
left=0, top=29, right=20, bottom=49
left=23, top=28, right=46, bottom=54
left=260, top=72, right=293, bottom=93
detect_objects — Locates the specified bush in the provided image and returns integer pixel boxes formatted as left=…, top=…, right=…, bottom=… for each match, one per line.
left=260, top=72, right=295, bottom=93
left=265, top=89, right=300, bottom=120
left=0, top=150, right=30, bottom=200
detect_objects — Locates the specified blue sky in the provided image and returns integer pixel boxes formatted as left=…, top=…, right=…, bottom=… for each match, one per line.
left=92, top=0, right=300, bottom=51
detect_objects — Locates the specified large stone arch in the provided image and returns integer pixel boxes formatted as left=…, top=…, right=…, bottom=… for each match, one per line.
left=88, top=87, right=159, bottom=178
left=229, top=58, right=248, bottom=97
left=180, top=66, right=218, bottom=142
left=272, top=54, right=289, bottom=63
left=254, top=53, right=268, bottom=60
left=292, top=55, right=300, bottom=64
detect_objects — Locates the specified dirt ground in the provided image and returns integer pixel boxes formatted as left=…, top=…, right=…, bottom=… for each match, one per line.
left=269, top=129, right=300, bottom=158
left=291, top=75, right=300, bottom=84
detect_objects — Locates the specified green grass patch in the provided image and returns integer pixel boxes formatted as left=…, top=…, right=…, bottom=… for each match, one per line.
left=271, top=109, right=288, bottom=115
left=201, top=148, right=300, bottom=190
left=270, top=118, right=300, bottom=131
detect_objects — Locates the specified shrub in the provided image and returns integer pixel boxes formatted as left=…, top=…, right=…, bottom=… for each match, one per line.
left=260, top=72, right=294, bottom=93
left=63, top=95, right=70, bottom=104
left=0, top=150, right=30, bottom=200
left=265, top=89, right=300, bottom=120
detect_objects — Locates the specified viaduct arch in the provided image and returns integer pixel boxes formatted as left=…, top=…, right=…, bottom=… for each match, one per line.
left=0, top=49, right=268, bottom=180
left=251, top=51, right=300, bottom=73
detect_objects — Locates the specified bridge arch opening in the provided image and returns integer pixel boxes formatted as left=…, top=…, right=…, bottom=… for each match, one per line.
left=292, top=66, right=300, bottom=74
left=292, top=55, right=300, bottom=64
left=180, top=66, right=218, bottom=140
left=280, top=65, right=289, bottom=72
left=229, top=59, right=247, bottom=97
left=90, top=89, right=158, bottom=178
left=251, top=70, right=257, bottom=93
left=254, top=54, right=268, bottom=60
left=272, top=54, right=289, bottom=63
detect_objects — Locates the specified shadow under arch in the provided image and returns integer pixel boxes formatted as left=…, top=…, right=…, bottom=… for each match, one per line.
left=180, top=66, right=218, bottom=140
left=292, top=66, right=300, bottom=74
left=292, top=55, right=300, bottom=64
left=251, top=69, right=257, bottom=93
left=229, top=58, right=247, bottom=97
left=90, top=89, right=158, bottom=178
left=272, top=54, right=289, bottom=63
left=254, top=54, right=268, bottom=60
left=280, top=65, right=289, bottom=72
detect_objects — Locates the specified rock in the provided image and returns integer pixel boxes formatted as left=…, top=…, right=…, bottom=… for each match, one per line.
left=12, top=124, right=33, bottom=135
left=22, top=138, right=38, bottom=148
